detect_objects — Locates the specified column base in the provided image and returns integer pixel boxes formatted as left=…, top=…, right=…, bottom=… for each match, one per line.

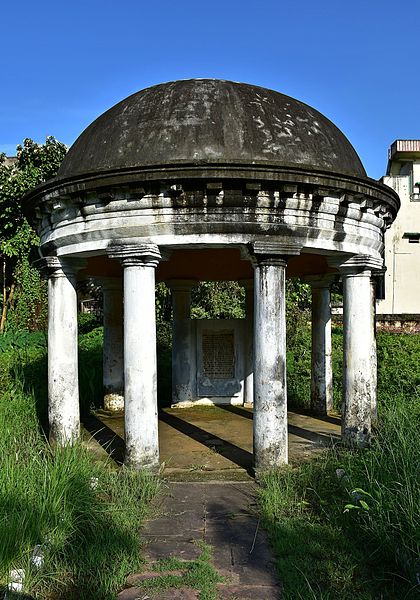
left=104, top=392, right=124, bottom=412
left=124, top=451, right=160, bottom=471
left=341, top=426, right=371, bottom=448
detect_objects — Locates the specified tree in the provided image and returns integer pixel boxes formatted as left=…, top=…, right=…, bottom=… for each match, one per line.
left=0, top=137, right=67, bottom=331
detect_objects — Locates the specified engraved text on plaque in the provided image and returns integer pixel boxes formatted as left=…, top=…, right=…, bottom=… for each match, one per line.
left=202, top=329, right=235, bottom=379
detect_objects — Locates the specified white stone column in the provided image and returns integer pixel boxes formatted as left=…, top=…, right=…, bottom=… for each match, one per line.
left=108, top=244, right=161, bottom=469
left=370, top=277, right=378, bottom=426
left=168, top=280, right=196, bottom=405
left=101, top=277, right=124, bottom=411
left=41, top=256, right=84, bottom=445
left=308, top=277, right=334, bottom=415
left=252, top=250, right=290, bottom=472
left=242, top=280, right=254, bottom=406
left=339, top=256, right=383, bottom=446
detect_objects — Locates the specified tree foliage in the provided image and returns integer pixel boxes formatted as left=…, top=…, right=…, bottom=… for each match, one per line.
left=0, top=137, right=67, bottom=331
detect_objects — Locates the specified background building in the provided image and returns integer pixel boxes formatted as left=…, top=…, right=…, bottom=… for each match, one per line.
left=377, top=140, right=420, bottom=316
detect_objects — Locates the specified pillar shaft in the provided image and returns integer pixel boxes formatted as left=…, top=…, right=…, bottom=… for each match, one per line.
left=169, top=280, right=196, bottom=405
left=46, top=258, right=81, bottom=445
left=253, top=258, right=288, bottom=471
left=342, top=270, right=374, bottom=445
left=102, top=278, right=124, bottom=411
left=311, top=283, right=333, bottom=415
left=370, top=279, right=378, bottom=426
left=243, top=281, right=254, bottom=405
left=109, top=244, right=161, bottom=469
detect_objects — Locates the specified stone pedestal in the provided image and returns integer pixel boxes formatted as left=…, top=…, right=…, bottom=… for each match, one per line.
left=41, top=257, right=84, bottom=445
left=101, top=278, right=124, bottom=411
left=108, top=244, right=161, bottom=469
left=169, top=280, right=196, bottom=405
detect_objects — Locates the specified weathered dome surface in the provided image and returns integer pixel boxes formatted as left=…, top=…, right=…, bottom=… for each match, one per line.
left=58, top=79, right=366, bottom=179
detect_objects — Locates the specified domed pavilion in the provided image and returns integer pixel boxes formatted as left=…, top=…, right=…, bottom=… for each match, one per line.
left=24, top=79, right=399, bottom=474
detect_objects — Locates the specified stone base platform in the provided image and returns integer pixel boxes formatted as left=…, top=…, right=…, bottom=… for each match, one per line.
left=83, top=406, right=341, bottom=479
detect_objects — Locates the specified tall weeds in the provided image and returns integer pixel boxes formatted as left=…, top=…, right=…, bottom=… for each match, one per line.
left=260, top=331, right=420, bottom=599
left=347, top=395, right=420, bottom=587
left=0, top=342, right=160, bottom=599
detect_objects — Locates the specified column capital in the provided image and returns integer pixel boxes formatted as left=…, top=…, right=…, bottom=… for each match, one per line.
left=35, top=256, right=86, bottom=279
left=107, top=243, right=161, bottom=268
left=249, top=241, right=301, bottom=268
left=329, top=254, right=384, bottom=275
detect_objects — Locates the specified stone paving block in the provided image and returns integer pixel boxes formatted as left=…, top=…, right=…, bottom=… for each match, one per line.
left=152, top=588, right=199, bottom=599
left=117, top=588, right=149, bottom=599
left=144, top=539, right=203, bottom=561
left=217, top=583, right=281, bottom=599
left=126, top=570, right=186, bottom=585
left=233, top=564, right=278, bottom=586
left=143, top=513, right=204, bottom=536
left=127, top=482, right=281, bottom=598
left=118, top=587, right=199, bottom=600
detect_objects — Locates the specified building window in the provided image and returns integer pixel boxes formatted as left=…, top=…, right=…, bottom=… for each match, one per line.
left=403, top=233, right=420, bottom=243
left=411, top=182, right=420, bottom=201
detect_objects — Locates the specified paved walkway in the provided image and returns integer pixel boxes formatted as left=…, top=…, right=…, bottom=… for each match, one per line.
left=118, top=482, right=281, bottom=599
left=82, top=406, right=340, bottom=599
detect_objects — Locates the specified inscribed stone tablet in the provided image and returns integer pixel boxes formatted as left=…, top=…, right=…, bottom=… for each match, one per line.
left=202, top=330, right=235, bottom=379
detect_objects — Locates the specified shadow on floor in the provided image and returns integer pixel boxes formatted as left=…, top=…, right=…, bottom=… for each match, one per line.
left=159, top=410, right=254, bottom=474
left=83, top=414, right=125, bottom=465
left=83, top=407, right=339, bottom=472
left=219, top=404, right=340, bottom=446
left=288, top=424, right=339, bottom=446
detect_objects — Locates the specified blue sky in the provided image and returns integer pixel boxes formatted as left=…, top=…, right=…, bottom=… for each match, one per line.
left=1, top=0, right=419, bottom=179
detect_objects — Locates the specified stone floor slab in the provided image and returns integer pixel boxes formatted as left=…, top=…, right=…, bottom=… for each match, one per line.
left=92, top=406, right=340, bottom=477
left=217, top=583, right=281, bottom=599
left=136, top=482, right=280, bottom=596
left=126, top=570, right=186, bottom=586
left=144, top=538, right=203, bottom=561
left=118, top=587, right=199, bottom=600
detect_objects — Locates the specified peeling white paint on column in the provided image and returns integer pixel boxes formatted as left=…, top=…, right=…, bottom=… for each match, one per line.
left=44, top=257, right=84, bottom=445
left=310, top=279, right=333, bottom=415
left=169, top=280, right=196, bottom=405
left=253, top=256, right=288, bottom=472
left=101, top=278, right=124, bottom=411
left=242, top=280, right=254, bottom=406
left=109, top=244, right=161, bottom=469
left=370, top=278, right=378, bottom=426
left=341, top=266, right=375, bottom=446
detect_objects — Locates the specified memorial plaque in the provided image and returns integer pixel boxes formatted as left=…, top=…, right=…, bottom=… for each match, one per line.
left=202, top=329, right=235, bottom=379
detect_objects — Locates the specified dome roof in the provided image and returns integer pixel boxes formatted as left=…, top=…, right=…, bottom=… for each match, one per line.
left=58, top=79, right=366, bottom=179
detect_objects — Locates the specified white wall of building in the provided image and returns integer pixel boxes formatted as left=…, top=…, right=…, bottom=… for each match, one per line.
left=377, top=141, right=420, bottom=314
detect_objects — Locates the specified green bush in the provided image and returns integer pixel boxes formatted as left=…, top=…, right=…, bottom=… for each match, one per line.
left=5, top=257, right=48, bottom=332
left=78, top=327, right=104, bottom=414
left=78, top=311, right=102, bottom=334
left=191, top=281, right=245, bottom=319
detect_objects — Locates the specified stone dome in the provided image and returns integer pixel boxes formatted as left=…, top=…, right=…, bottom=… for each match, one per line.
left=57, top=79, right=366, bottom=179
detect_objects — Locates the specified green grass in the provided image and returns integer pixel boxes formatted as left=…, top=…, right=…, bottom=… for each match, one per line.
left=260, top=326, right=420, bottom=599
left=2, top=323, right=420, bottom=599
left=0, top=333, right=160, bottom=599
left=136, top=543, right=223, bottom=600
